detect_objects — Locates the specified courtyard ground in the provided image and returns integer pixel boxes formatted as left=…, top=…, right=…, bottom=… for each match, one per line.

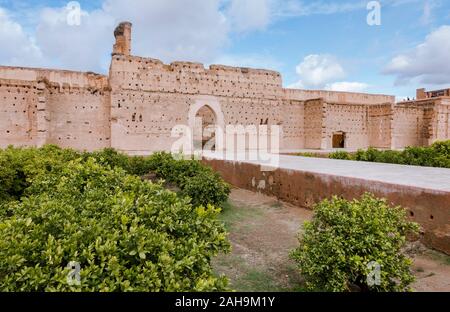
left=212, top=188, right=450, bottom=292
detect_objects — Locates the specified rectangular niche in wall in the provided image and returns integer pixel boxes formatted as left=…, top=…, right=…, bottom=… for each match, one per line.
left=332, top=131, right=346, bottom=148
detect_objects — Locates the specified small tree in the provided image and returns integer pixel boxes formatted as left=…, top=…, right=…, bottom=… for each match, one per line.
left=290, top=193, right=419, bottom=292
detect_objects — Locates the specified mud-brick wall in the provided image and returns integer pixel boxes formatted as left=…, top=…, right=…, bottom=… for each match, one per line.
left=304, top=99, right=324, bottom=149
left=46, top=84, right=111, bottom=151
left=323, top=102, right=369, bottom=149
left=368, top=104, right=392, bottom=149
left=0, top=66, right=111, bottom=151
left=204, top=158, right=450, bottom=255
left=281, top=99, right=304, bottom=150
left=435, top=99, right=450, bottom=142
left=0, top=79, right=39, bottom=148
left=109, top=55, right=290, bottom=154
left=392, top=102, right=433, bottom=149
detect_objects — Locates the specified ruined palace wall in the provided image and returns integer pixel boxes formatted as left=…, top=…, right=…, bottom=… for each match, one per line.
left=368, top=104, right=392, bottom=149
left=435, top=98, right=450, bottom=142
left=281, top=99, right=304, bottom=150
left=45, top=84, right=111, bottom=151
left=0, top=78, right=39, bottom=147
left=284, top=88, right=395, bottom=105
left=0, top=66, right=111, bottom=151
left=322, top=102, right=369, bottom=149
left=109, top=55, right=288, bottom=154
left=392, top=101, right=436, bottom=149
left=304, top=99, right=324, bottom=149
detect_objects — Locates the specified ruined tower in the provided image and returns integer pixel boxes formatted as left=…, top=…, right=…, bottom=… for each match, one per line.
left=112, top=22, right=132, bottom=56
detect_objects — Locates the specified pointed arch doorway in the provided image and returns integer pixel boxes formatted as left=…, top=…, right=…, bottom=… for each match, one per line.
left=188, top=96, right=225, bottom=153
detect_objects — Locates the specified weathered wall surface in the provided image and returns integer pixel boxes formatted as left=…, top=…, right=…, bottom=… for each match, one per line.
left=0, top=66, right=110, bottom=151
left=323, top=102, right=369, bottom=149
left=391, top=101, right=432, bottom=149
left=304, top=99, right=324, bottom=149
left=435, top=99, right=450, bottom=142
left=203, top=158, right=450, bottom=255
left=0, top=19, right=449, bottom=154
left=285, top=88, right=395, bottom=105
left=108, top=55, right=289, bottom=154
left=0, top=78, right=39, bottom=147
left=281, top=99, right=304, bottom=150
left=368, top=104, right=392, bottom=149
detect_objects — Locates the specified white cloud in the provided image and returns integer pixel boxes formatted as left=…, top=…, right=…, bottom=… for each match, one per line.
left=290, top=54, right=345, bottom=89
left=288, top=54, right=369, bottom=92
left=227, top=0, right=272, bottom=32
left=102, top=0, right=229, bottom=65
left=274, top=0, right=365, bottom=17
left=0, top=7, right=42, bottom=67
left=0, top=0, right=230, bottom=73
left=35, top=6, right=114, bottom=71
left=325, top=81, right=369, bottom=92
left=383, top=25, right=450, bottom=85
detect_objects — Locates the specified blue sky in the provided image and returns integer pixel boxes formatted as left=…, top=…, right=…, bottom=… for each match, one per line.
left=0, top=0, right=449, bottom=99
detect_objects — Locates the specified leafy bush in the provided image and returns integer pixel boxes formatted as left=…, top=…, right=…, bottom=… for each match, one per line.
left=290, top=193, right=419, bottom=292
left=0, top=145, right=80, bottom=202
left=85, top=150, right=230, bottom=208
left=0, top=158, right=230, bottom=291
left=339, top=140, right=450, bottom=168
left=329, top=151, right=353, bottom=160
left=142, top=152, right=231, bottom=207
left=180, top=171, right=231, bottom=208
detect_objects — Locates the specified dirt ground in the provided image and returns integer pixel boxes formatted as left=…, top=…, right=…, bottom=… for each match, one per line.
left=212, top=188, right=450, bottom=292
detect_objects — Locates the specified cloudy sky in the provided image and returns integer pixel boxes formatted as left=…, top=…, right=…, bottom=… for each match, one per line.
left=0, top=0, right=449, bottom=98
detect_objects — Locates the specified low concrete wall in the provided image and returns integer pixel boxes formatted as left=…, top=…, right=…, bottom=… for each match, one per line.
left=203, top=158, right=450, bottom=255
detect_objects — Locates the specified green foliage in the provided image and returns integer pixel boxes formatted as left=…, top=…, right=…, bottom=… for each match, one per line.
left=349, top=140, right=450, bottom=168
left=0, top=145, right=80, bottom=202
left=141, top=152, right=231, bottom=207
left=180, top=170, right=231, bottom=208
left=0, top=158, right=230, bottom=291
left=295, top=152, right=316, bottom=158
left=329, top=151, right=353, bottom=160
left=290, top=193, right=419, bottom=292
left=0, top=146, right=231, bottom=291
left=85, top=150, right=230, bottom=208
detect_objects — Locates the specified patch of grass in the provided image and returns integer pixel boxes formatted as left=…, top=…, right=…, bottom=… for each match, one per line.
left=269, top=201, right=284, bottom=210
left=424, top=250, right=450, bottom=266
left=219, top=200, right=265, bottom=230
left=416, top=267, right=425, bottom=273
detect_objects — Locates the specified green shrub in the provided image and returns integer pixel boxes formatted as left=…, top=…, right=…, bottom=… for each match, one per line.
left=86, top=148, right=131, bottom=172
left=0, top=158, right=230, bottom=292
left=142, top=152, right=231, bottom=207
left=348, top=140, right=450, bottom=168
left=329, top=151, right=353, bottom=160
left=79, top=149, right=230, bottom=208
left=0, top=145, right=80, bottom=202
left=180, top=171, right=231, bottom=208
left=290, top=193, right=419, bottom=292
